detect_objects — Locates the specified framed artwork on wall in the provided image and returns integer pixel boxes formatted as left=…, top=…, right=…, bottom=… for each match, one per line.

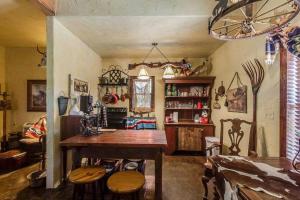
left=27, top=80, right=46, bottom=112
left=227, top=86, right=247, bottom=113
left=74, top=78, right=89, bottom=93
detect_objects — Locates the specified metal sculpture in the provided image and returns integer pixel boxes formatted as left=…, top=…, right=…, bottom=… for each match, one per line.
left=242, top=59, right=265, bottom=153
left=209, top=0, right=300, bottom=40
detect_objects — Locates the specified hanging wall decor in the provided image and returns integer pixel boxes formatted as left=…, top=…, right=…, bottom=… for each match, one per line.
left=27, top=80, right=46, bottom=112
left=242, top=58, right=265, bottom=153
left=208, top=0, right=300, bottom=40
left=225, top=73, right=247, bottom=113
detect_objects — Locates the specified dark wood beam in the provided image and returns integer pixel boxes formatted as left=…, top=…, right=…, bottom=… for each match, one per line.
left=280, top=45, right=287, bottom=157
left=30, top=0, right=55, bottom=16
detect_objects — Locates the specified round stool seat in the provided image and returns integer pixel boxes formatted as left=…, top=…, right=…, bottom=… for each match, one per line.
left=107, top=171, right=145, bottom=194
left=69, top=166, right=106, bottom=184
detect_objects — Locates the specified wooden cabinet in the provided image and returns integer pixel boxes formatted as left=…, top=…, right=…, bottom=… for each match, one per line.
left=178, top=127, right=203, bottom=151
left=165, top=124, right=215, bottom=155
left=60, top=116, right=81, bottom=141
left=165, top=126, right=178, bottom=155
left=164, top=77, right=216, bottom=155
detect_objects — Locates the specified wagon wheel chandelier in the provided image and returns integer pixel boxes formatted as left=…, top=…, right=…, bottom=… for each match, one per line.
left=209, top=0, right=300, bottom=40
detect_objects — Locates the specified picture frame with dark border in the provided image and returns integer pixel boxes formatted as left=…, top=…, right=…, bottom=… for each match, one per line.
left=27, top=80, right=46, bottom=112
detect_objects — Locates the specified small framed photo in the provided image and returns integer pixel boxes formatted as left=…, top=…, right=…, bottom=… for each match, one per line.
left=74, top=78, right=89, bottom=93
left=27, top=80, right=46, bottom=112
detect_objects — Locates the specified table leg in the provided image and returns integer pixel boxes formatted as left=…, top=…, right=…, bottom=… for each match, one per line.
left=155, top=149, right=163, bottom=200
left=62, top=147, right=67, bottom=183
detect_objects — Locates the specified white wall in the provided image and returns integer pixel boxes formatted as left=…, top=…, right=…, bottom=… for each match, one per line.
left=101, top=58, right=206, bottom=130
left=46, top=17, right=102, bottom=188
left=210, top=36, right=280, bottom=157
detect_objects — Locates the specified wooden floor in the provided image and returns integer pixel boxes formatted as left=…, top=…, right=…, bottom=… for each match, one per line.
left=0, top=156, right=208, bottom=200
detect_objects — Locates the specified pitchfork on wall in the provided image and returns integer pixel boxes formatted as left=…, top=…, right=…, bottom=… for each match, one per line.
left=242, top=59, right=265, bottom=154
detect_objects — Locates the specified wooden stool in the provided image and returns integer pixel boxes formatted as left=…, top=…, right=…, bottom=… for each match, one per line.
left=107, top=171, right=145, bottom=200
left=69, top=166, right=106, bottom=200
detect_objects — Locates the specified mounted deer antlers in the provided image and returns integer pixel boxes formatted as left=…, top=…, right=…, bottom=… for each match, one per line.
left=37, top=45, right=47, bottom=67
left=242, top=59, right=265, bottom=154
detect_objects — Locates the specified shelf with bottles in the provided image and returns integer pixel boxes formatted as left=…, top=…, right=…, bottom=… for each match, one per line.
left=165, top=100, right=209, bottom=110
left=165, top=84, right=210, bottom=98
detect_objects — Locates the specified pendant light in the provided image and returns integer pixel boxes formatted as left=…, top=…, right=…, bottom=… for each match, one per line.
left=163, top=64, right=175, bottom=79
left=136, top=43, right=175, bottom=79
left=138, top=67, right=150, bottom=80
left=265, top=35, right=279, bottom=65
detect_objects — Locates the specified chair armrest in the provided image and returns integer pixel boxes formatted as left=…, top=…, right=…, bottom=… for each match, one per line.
left=205, top=142, right=221, bottom=156
left=248, top=150, right=258, bottom=158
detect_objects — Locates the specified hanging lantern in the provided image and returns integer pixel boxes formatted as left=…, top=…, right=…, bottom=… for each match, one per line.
left=265, top=36, right=278, bottom=65
left=138, top=68, right=150, bottom=80
left=163, top=65, right=175, bottom=79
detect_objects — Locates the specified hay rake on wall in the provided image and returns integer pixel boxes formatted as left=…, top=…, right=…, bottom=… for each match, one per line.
left=242, top=59, right=264, bottom=153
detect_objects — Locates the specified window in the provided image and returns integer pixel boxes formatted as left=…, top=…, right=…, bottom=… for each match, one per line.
left=129, top=76, right=155, bottom=113
left=286, top=52, right=300, bottom=161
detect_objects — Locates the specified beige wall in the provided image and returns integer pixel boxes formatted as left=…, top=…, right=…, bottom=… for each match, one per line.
left=46, top=17, right=103, bottom=188
left=210, top=36, right=280, bottom=157
left=5, top=47, right=46, bottom=133
left=102, top=58, right=206, bottom=130
left=0, top=47, right=5, bottom=138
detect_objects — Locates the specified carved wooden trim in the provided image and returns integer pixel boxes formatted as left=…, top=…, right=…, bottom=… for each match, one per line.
left=280, top=45, right=287, bottom=157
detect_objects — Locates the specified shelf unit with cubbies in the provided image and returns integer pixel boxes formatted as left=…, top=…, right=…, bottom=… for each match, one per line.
left=163, top=77, right=216, bottom=155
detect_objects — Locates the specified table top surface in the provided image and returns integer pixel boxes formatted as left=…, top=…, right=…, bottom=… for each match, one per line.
left=209, top=155, right=300, bottom=200
left=60, top=130, right=167, bottom=148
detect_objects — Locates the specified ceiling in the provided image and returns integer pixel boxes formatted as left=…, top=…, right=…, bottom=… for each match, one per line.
left=56, top=0, right=224, bottom=58
left=58, top=16, right=224, bottom=58
left=0, top=0, right=46, bottom=47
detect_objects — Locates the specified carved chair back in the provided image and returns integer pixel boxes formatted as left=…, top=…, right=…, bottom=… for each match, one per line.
left=220, top=118, right=254, bottom=156
left=292, top=138, right=300, bottom=172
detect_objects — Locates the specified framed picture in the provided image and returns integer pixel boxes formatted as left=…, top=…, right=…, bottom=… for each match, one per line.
left=227, top=86, right=247, bottom=113
left=27, top=80, right=46, bottom=112
left=74, top=78, right=89, bottom=93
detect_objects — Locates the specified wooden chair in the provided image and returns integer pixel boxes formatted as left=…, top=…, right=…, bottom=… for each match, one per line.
left=292, top=138, right=300, bottom=172
left=202, top=118, right=257, bottom=200
left=107, top=171, right=145, bottom=200
left=69, top=166, right=106, bottom=200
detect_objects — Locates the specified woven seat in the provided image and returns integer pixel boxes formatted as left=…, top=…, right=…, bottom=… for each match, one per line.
left=107, top=171, right=145, bottom=194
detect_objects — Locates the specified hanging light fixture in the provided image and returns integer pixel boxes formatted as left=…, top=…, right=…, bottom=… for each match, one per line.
left=138, top=67, right=150, bottom=80
left=265, top=35, right=279, bottom=65
left=163, top=64, right=175, bottom=79
left=132, top=43, right=178, bottom=79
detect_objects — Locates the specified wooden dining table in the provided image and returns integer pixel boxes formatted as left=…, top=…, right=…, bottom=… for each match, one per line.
left=60, top=130, right=167, bottom=200
left=209, top=156, right=300, bottom=200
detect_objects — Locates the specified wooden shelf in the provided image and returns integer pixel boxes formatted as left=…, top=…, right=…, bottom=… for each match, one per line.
left=98, top=83, right=128, bottom=86
left=165, top=96, right=209, bottom=99
left=165, top=108, right=210, bottom=110
left=164, top=121, right=214, bottom=126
